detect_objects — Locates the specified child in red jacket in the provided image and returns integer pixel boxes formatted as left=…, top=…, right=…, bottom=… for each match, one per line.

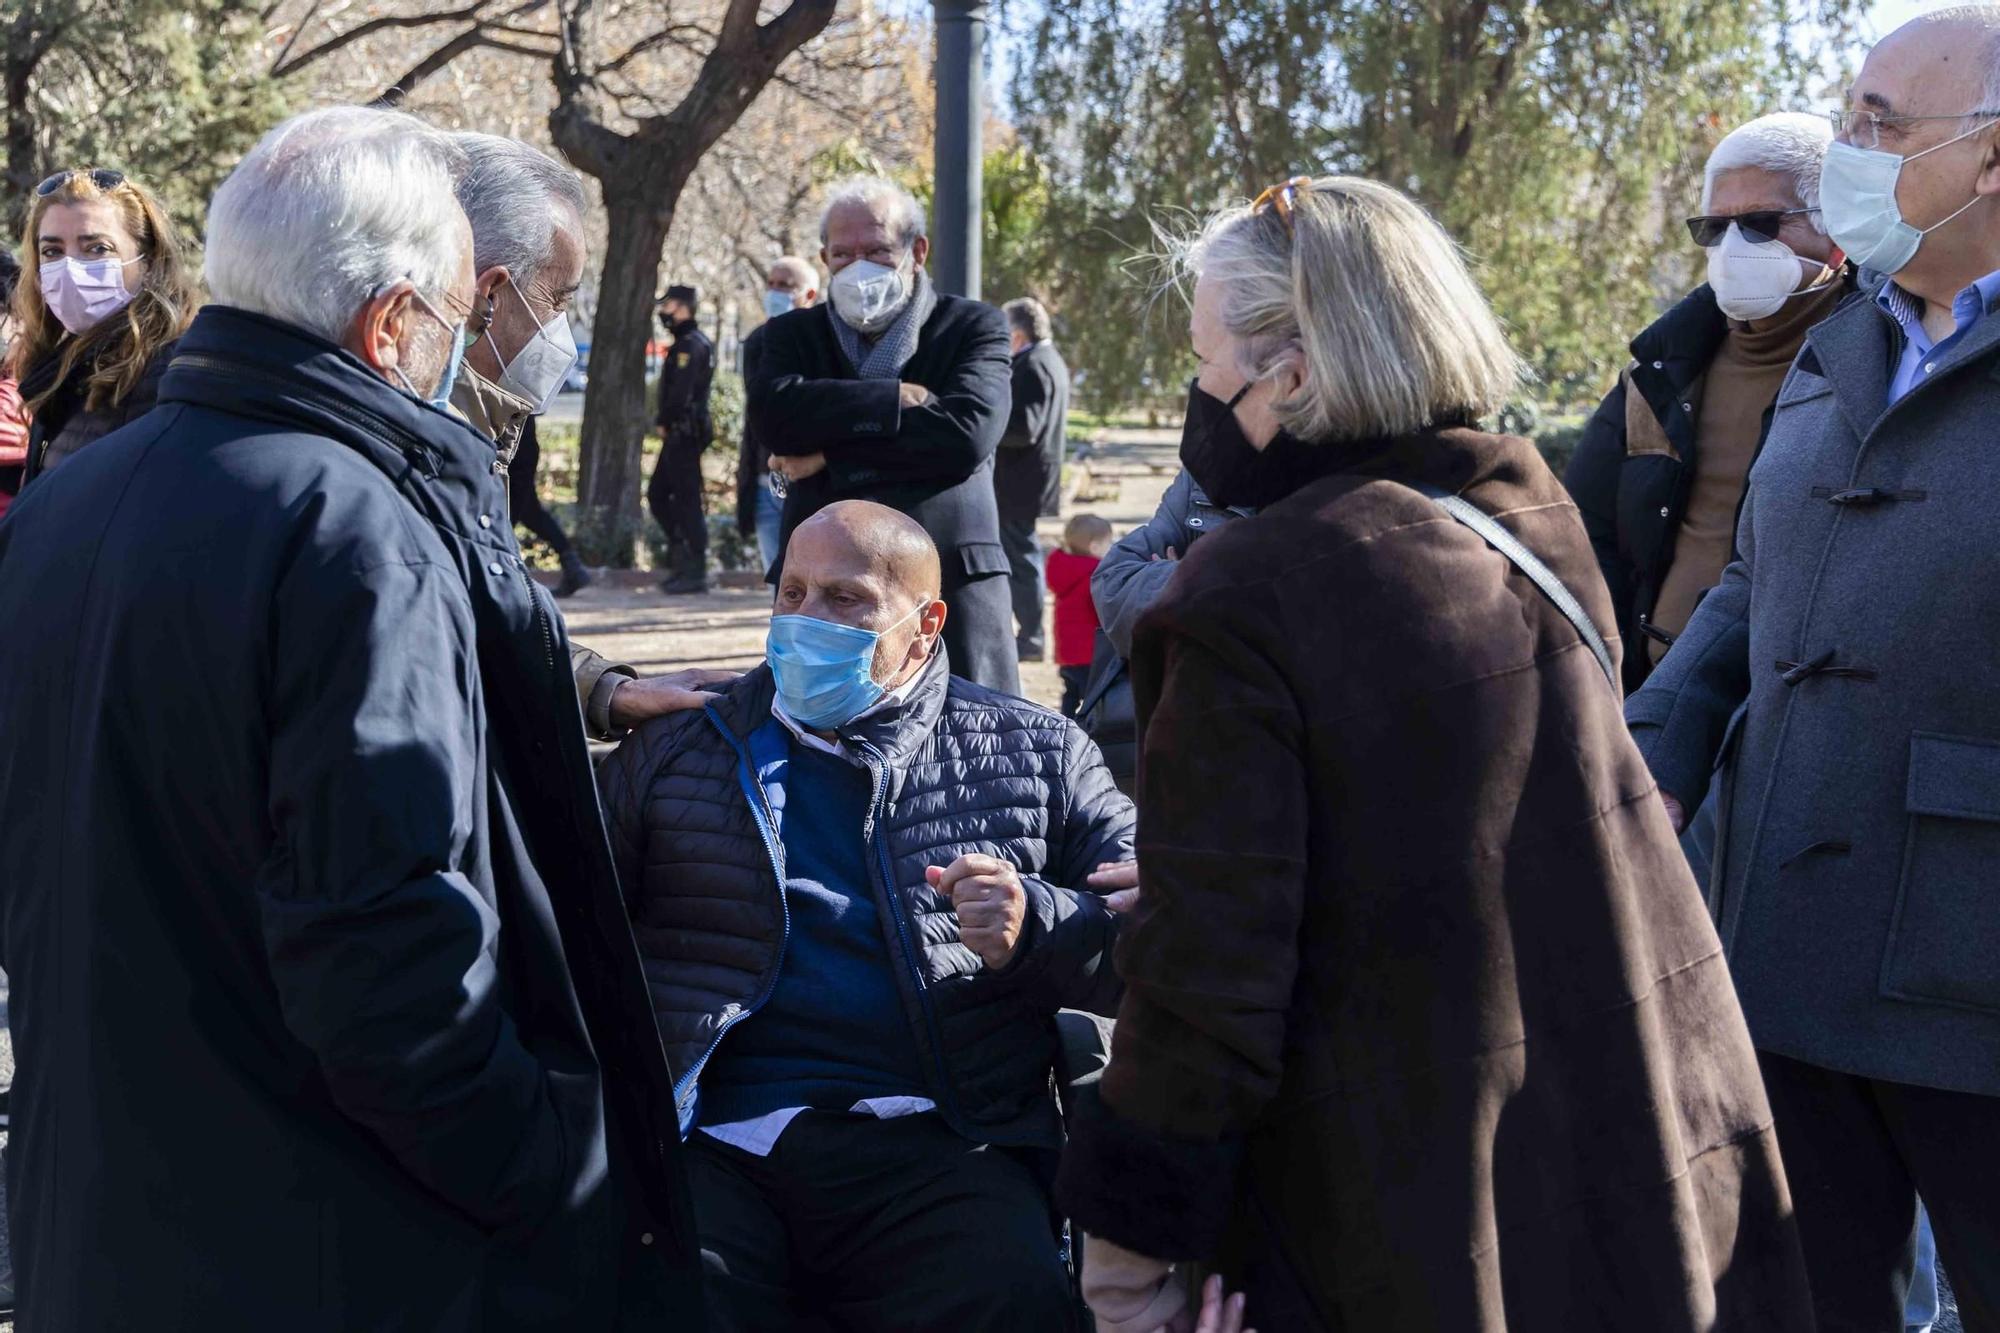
left=1045, top=513, right=1114, bottom=717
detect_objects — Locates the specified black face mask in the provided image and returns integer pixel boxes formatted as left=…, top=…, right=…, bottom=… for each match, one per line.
left=1177, top=378, right=1325, bottom=509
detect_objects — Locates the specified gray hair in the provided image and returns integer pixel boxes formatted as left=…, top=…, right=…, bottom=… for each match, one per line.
left=769, top=255, right=820, bottom=291
left=206, top=106, right=467, bottom=344
left=1175, top=176, right=1520, bottom=445
left=818, top=176, right=927, bottom=252
left=452, top=132, right=586, bottom=282
left=1701, top=112, right=1834, bottom=234
left=1003, top=297, right=1052, bottom=344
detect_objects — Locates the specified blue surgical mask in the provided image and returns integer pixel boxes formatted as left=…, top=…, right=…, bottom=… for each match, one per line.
left=764, top=289, right=798, bottom=319
left=391, top=286, right=470, bottom=412
left=767, top=603, right=925, bottom=729
left=1821, top=120, right=1994, bottom=275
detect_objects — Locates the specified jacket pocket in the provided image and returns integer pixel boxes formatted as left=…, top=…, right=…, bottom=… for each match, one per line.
left=957, top=540, right=1011, bottom=580
left=1880, top=732, right=2000, bottom=1013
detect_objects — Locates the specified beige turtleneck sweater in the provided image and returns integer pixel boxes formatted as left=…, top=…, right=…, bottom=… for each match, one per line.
left=1649, top=280, right=1846, bottom=663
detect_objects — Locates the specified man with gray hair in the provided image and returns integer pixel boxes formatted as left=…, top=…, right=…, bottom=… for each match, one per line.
left=0, top=106, right=701, bottom=1328
left=450, top=130, right=593, bottom=598
left=1566, top=110, right=1849, bottom=698
left=747, top=175, right=1021, bottom=694
left=1627, top=10, right=2000, bottom=1325
left=448, top=131, right=731, bottom=738
left=737, top=255, right=821, bottom=575
left=997, top=296, right=1069, bottom=661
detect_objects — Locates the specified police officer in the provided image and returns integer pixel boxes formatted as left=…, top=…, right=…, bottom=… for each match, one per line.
left=649, top=283, right=715, bottom=595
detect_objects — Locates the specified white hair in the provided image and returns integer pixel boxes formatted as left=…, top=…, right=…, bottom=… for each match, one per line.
left=769, top=254, right=819, bottom=290
left=205, top=106, right=468, bottom=344
left=1701, top=112, right=1834, bottom=233
left=817, top=176, right=927, bottom=252
left=453, top=132, right=586, bottom=283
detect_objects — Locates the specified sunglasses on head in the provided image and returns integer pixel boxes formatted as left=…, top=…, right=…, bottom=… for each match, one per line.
left=36, top=167, right=127, bottom=197
left=1251, top=176, right=1314, bottom=239
left=1684, top=207, right=1816, bottom=247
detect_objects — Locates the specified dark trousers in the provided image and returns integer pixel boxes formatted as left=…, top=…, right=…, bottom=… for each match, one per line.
left=1759, top=1050, right=2000, bottom=1332
left=647, top=432, right=707, bottom=569
left=689, top=1112, right=1075, bottom=1332
left=1059, top=664, right=1090, bottom=718
left=999, top=512, right=1044, bottom=654
left=943, top=570, right=1022, bottom=696
left=507, top=420, right=574, bottom=558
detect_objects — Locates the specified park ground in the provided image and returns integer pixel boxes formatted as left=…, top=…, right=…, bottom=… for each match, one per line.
left=548, top=426, right=1185, bottom=712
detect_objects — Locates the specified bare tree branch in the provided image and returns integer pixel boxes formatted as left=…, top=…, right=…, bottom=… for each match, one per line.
left=272, top=0, right=500, bottom=80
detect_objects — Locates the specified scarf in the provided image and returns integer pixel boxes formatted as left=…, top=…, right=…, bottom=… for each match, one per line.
left=830, top=269, right=937, bottom=380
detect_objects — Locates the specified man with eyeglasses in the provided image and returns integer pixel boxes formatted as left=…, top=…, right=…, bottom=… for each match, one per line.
left=1624, top=10, right=2000, bottom=1328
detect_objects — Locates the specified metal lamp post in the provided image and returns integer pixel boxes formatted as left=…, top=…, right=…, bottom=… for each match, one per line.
left=931, top=0, right=986, bottom=299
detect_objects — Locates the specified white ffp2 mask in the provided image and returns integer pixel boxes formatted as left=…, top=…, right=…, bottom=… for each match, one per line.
left=829, top=259, right=912, bottom=334
left=1705, top=223, right=1829, bottom=321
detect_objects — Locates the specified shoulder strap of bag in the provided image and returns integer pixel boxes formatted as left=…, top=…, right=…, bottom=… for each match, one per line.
left=1407, top=481, right=1617, bottom=691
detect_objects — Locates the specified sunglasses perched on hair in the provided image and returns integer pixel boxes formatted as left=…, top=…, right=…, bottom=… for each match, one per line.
left=1251, top=175, right=1314, bottom=238
left=36, top=167, right=127, bottom=197
left=1684, top=208, right=1817, bottom=247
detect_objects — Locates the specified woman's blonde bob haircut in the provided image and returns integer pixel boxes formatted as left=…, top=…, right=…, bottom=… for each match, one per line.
left=1175, top=175, right=1521, bottom=444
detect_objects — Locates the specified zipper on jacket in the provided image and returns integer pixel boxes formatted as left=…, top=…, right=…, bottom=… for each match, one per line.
left=857, top=741, right=966, bottom=1128
left=670, top=707, right=794, bottom=1120
left=512, top=559, right=557, bottom=670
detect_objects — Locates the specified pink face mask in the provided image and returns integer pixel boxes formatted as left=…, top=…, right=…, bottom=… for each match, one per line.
left=39, top=256, right=140, bottom=335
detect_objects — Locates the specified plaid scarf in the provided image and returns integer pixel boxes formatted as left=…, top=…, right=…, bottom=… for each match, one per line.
left=830, top=268, right=936, bottom=380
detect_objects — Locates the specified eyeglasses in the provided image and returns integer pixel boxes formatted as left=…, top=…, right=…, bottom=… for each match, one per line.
left=1684, top=208, right=1817, bottom=247
left=1824, top=107, right=2000, bottom=151
left=36, top=167, right=126, bottom=197
left=1251, top=176, right=1314, bottom=238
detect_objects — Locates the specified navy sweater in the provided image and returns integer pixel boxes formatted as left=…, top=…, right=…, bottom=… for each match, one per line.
left=699, top=740, right=928, bottom=1124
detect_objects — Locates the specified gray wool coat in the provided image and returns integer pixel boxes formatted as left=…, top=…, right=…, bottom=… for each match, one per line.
left=1627, top=272, right=2000, bottom=1096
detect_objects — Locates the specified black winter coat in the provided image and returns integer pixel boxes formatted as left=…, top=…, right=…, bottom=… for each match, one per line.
left=997, top=338, right=1069, bottom=521
left=1564, top=278, right=1854, bottom=693
left=735, top=323, right=772, bottom=537
left=748, top=295, right=1013, bottom=588
left=0, top=307, right=703, bottom=1331
left=598, top=649, right=1134, bottom=1150
left=655, top=317, right=715, bottom=443
left=1563, top=286, right=1732, bottom=693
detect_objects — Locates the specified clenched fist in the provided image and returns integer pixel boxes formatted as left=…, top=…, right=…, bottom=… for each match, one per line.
left=925, top=853, right=1026, bottom=970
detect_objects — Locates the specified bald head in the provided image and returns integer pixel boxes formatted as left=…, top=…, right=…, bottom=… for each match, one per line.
left=1874, top=6, right=2000, bottom=116
left=774, top=501, right=948, bottom=696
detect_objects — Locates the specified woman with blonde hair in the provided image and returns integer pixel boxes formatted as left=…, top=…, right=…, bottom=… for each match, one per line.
left=1055, top=177, right=1814, bottom=1331
left=13, top=167, right=197, bottom=482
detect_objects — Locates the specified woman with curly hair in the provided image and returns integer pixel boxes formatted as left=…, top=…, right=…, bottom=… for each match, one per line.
left=13, top=167, right=197, bottom=483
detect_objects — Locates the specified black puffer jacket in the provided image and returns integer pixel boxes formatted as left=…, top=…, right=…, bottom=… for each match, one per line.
left=599, top=648, right=1134, bottom=1150
left=1564, top=277, right=1854, bottom=693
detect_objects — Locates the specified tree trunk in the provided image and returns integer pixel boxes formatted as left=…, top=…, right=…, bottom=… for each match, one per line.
left=572, top=191, right=673, bottom=565
left=5, top=7, right=46, bottom=232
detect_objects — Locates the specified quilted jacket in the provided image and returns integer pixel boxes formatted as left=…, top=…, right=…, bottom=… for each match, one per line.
left=599, top=648, right=1135, bottom=1149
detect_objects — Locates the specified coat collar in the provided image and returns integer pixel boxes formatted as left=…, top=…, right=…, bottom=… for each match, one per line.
left=1628, top=284, right=1731, bottom=385
left=1804, top=268, right=2000, bottom=441
left=158, top=305, right=509, bottom=540
left=709, top=641, right=953, bottom=772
